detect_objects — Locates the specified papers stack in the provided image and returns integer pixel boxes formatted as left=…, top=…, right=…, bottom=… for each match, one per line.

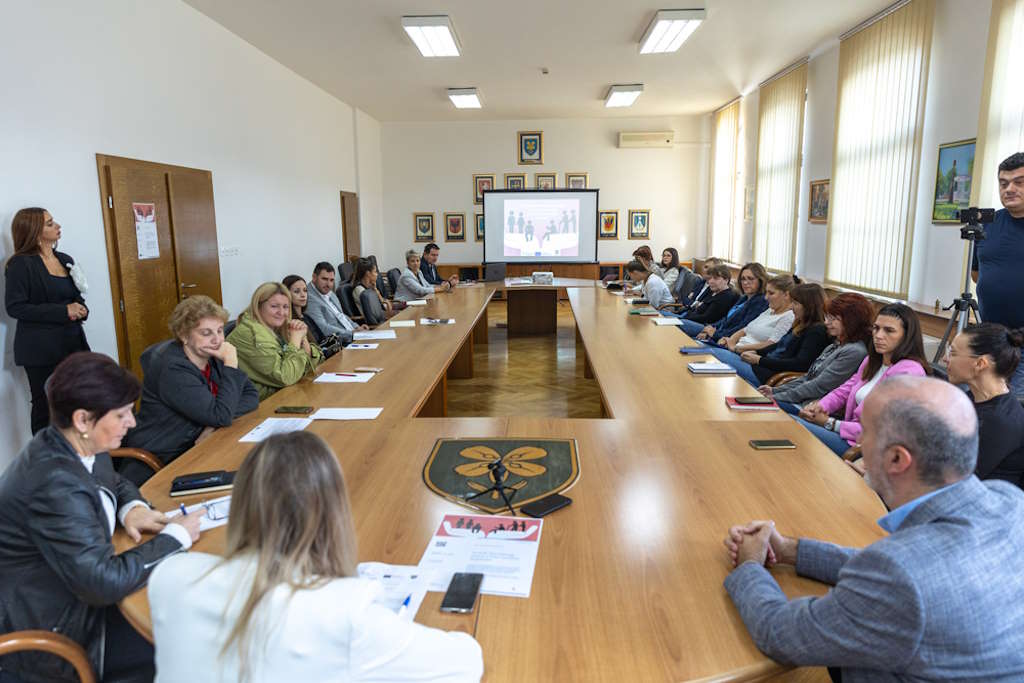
left=354, top=330, right=397, bottom=340
left=629, top=307, right=660, bottom=316
left=239, top=417, right=311, bottom=442
left=310, top=407, right=383, bottom=420
left=390, top=320, right=416, bottom=328
left=420, top=318, right=455, bottom=325
left=357, top=562, right=430, bottom=621
left=313, top=372, right=376, bottom=384
left=687, top=360, right=737, bottom=375
left=652, top=317, right=684, bottom=326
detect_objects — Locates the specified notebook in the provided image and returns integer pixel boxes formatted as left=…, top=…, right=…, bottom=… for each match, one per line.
left=687, top=360, right=737, bottom=375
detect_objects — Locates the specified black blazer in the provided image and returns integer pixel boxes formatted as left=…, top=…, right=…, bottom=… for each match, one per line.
left=4, top=251, right=89, bottom=366
left=420, top=259, right=443, bottom=285
left=683, top=288, right=740, bottom=325
left=0, top=428, right=183, bottom=682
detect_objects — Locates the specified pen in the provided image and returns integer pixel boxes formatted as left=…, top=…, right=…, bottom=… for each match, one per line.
left=335, top=372, right=358, bottom=377
left=398, top=594, right=411, bottom=617
left=179, top=503, right=188, bottom=517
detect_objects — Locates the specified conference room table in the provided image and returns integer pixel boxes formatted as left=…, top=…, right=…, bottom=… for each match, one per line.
left=114, top=281, right=886, bottom=682
left=499, top=276, right=596, bottom=336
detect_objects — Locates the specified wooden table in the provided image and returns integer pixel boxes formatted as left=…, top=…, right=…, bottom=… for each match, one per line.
left=502, top=277, right=596, bottom=336
left=115, top=281, right=886, bottom=682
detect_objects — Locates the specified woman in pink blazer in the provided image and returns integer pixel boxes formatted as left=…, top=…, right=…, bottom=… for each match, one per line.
left=797, top=303, right=931, bottom=456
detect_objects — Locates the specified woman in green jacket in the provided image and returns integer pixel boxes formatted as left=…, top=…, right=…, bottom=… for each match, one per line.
left=228, top=282, right=324, bottom=400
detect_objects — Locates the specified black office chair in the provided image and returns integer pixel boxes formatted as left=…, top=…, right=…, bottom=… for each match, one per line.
left=387, top=268, right=402, bottom=296
left=377, top=272, right=392, bottom=300
left=303, top=314, right=326, bottom=344
left=359, top=289, right=387, bottom=326
left=338, top=260, right=355, bottom=284
left=224, top=318, right=237, bottom=336
left=336, top=282, right=362, bottom=319
left=483, top=263, right=506, bottom=282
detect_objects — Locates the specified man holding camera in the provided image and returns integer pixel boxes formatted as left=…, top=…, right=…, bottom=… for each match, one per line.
left=972, top=152, right=1024, bottom=399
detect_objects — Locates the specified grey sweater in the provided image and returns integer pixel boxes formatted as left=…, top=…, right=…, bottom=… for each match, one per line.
left=771, top=340, right=867, bottom=405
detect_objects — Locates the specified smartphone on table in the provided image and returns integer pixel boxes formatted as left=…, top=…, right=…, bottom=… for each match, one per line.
left=749, top=439, right=796, bottom=450
left=440, top=572, right=484, bottom=613
left=274, top=406, right=314, bottom=415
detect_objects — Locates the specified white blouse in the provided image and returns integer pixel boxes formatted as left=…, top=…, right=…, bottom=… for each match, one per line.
left=149, top=552, right=483, bottom=683
left=737, top=308, right=795, bottom=347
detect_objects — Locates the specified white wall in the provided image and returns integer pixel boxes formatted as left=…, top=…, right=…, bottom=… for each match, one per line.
left=0, top=0, right=380, bottom=469
left=355, top=110, right=384, bottom=259
left=793, top=0, right=991, bottom=303
left=379, top=116, right=710, bottom=272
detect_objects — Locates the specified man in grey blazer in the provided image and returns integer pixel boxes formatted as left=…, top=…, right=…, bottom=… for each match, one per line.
left=723, top=375, right=1024, bottom=682
left=304, top=262, right=366, bottom=345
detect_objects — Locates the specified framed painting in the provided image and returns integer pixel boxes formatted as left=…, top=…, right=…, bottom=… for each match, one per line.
left=445, top=212, right=466, bottom=242
left=599, top=210, right=618, bottom=240
left=413, top=212, right=434, bottom=242
left=628, top=210, right=650, bottom=240
left=473, top=174, right=495, bottom=205
left=535, top=172, right=556, bottom=190
left=808, top=179, right=830, bottom=224
left=565, top=172, right=589, bottom=189
left=518, top=130, right=544, bottom=165
left=932, top=138, right=976, bottom=223
left=475, top=212, right=485, bottom=241
left=504, top=173, right=526, bottom=190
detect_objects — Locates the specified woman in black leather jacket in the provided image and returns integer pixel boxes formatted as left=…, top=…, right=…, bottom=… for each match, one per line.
left=0, top=352, right=204, bottom=683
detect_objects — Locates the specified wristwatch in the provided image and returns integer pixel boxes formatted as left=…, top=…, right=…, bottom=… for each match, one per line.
left=825, top=417, right=837, bottom=432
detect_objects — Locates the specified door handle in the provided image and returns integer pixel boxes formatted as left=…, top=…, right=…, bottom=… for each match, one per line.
left=180, top=283, right=198, bottom=289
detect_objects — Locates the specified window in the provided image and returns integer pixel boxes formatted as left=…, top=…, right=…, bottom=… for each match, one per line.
left=825, top=0, right=935, bottom=298
left=709, top=99, right=740, bottom=261
left=972, top=0, right=1024, bottom=208
left=752, top=62, right=808, bottom=273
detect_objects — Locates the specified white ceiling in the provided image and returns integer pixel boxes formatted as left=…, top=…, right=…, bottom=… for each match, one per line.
left=182, top=0, right=893, bottom=122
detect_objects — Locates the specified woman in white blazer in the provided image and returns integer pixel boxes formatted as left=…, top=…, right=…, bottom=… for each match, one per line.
left=395, top=249, right=451, bottom=302
left=148, top=431, right=483, bottom=683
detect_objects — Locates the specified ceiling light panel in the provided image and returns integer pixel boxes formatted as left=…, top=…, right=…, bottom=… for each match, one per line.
left=402, top=16, right=461, bottom=57
left=448, top=88, right=482, bottom=109
left=639, top=9, right=706, bottom=54
left=605, top=85, right=643, bottom=108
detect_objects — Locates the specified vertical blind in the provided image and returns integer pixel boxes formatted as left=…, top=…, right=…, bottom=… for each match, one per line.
left=825, top=0, right=935, bottom=298
left=753, top=62, right=808, bottom=273
left=971, top=0, right=1024, bottom=209
left=709, top=100, right=739, bottom=260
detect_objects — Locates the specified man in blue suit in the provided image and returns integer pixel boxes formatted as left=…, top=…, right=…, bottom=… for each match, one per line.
left=420, top=243, right=458, bottom=288
left=723, top=375, right=1024, bottom=681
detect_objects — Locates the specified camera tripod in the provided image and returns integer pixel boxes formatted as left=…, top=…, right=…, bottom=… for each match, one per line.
left=932, top=223, right=984, bottom=364
left=464, top=460, right=518, bottom=516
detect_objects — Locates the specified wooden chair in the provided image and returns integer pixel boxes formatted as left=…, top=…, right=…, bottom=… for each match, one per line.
left=109, top=447, right=163, bottom=475
left=0, top=630, right=96, bottom=683
left=766, top=371, right=805, bottom=387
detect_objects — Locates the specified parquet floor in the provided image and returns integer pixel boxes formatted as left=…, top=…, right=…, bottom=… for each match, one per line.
left=446, top=300, right=604, bottom=418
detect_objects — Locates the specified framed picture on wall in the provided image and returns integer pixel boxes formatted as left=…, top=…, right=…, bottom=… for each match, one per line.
left=518, top=130, right=544, bottom=164
left=473, top=174, right=495, bottom=205
left=808, top=179, right=830, bottom=224
left=932, top=138, right=976, bottom=223
left=628, top=210, right=650, bottom=240
left=413, top=212, right=434, bottom=242
left=475, top=213, right=485, bottom=241
left=599, top=210, right=618, bottom=240
left=445, top=212, right=466, bottom=241
left=535, top=172, right=556, bottom=190
left=565, top=172, right=589, bottom=189
left=504, top=173, right=526, bottom=190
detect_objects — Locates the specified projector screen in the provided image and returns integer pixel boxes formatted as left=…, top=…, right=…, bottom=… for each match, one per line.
left=483, top=189, right=598, bottom=263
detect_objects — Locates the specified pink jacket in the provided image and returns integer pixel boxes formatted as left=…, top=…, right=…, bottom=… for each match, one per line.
left=817, top=357, right=927, bottom=445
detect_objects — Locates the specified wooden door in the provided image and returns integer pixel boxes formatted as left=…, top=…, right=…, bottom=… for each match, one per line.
left=340, top=191, right=361, bottom=261
left=105, top=165, right=181, bottom=377
left=97, top=155, right=223, bottom=376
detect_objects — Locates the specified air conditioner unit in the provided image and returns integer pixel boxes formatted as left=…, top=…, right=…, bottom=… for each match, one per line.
left=618, top=131, right=675, bottom=148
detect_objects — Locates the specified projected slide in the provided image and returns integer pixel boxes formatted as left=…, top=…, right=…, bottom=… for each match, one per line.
left=483, top=189, right=598, bottom=263
left=502, top=198, right=580, bottom=257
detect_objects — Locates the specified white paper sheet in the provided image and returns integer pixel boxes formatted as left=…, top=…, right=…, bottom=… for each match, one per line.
left=652, top=317, right=684, bottom=326
left=390, top=320, right=416, bottom=328
left=346, top=343, right=379, bottom=350
left=354, top=330, right=397, bottom=340
left=238, top=417, right=312, bottom=442
left=310, top=408, right=382, bottom=420
left=419, top=318, right=455, bottom=325
left=405, top=300, right=428, bottom=307
left=610, top=291, right=625, bottom=296
left=314, top=372, right=375, bottom=384
left=357, top=562, right=431, bottom=621
left=417, top=513, right=543, bottom=598
left=166, top=494, right=231, bottom=532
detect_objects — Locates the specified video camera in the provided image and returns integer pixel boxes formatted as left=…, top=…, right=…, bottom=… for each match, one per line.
left=957, top=207, right=995, bottom=225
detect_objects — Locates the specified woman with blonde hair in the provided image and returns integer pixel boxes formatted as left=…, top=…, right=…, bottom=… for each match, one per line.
left=227, top=282, right=323, bottom=400
left=148, top=431, right=484, bottom=682
left=121, top=295, right=259, bottom=484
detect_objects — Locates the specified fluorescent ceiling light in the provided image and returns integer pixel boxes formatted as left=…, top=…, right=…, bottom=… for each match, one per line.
left=639, top=9, right=706, bottom=54
left=605, top=84, right=643, bottom=108
left=448, top=88, right=482, bottom=109
left=402, top=16, right=461, bottom=57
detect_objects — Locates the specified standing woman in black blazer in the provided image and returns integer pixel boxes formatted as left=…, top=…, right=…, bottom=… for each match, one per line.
left=4, top=208, right=90, bottom=433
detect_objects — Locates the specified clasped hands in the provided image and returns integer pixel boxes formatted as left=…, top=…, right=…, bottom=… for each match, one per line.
left=798, top=401, right=830, bottom=426
left=723, top=520, right=798, bottom=568
left=66, top=302, right=88, bottom=321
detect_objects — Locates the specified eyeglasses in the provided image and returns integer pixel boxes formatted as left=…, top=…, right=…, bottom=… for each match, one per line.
left=944, top=346, right=980, bottom=360
left=824, top=314, right=838, bottom=322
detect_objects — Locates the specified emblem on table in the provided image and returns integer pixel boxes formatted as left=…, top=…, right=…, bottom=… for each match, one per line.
left=423, top=438, right=579, bottom=514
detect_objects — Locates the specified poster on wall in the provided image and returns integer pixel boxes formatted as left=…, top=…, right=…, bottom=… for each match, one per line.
left=932, top=139, right=976, bottom=223
left=132, top=202, right=160, bottom=260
